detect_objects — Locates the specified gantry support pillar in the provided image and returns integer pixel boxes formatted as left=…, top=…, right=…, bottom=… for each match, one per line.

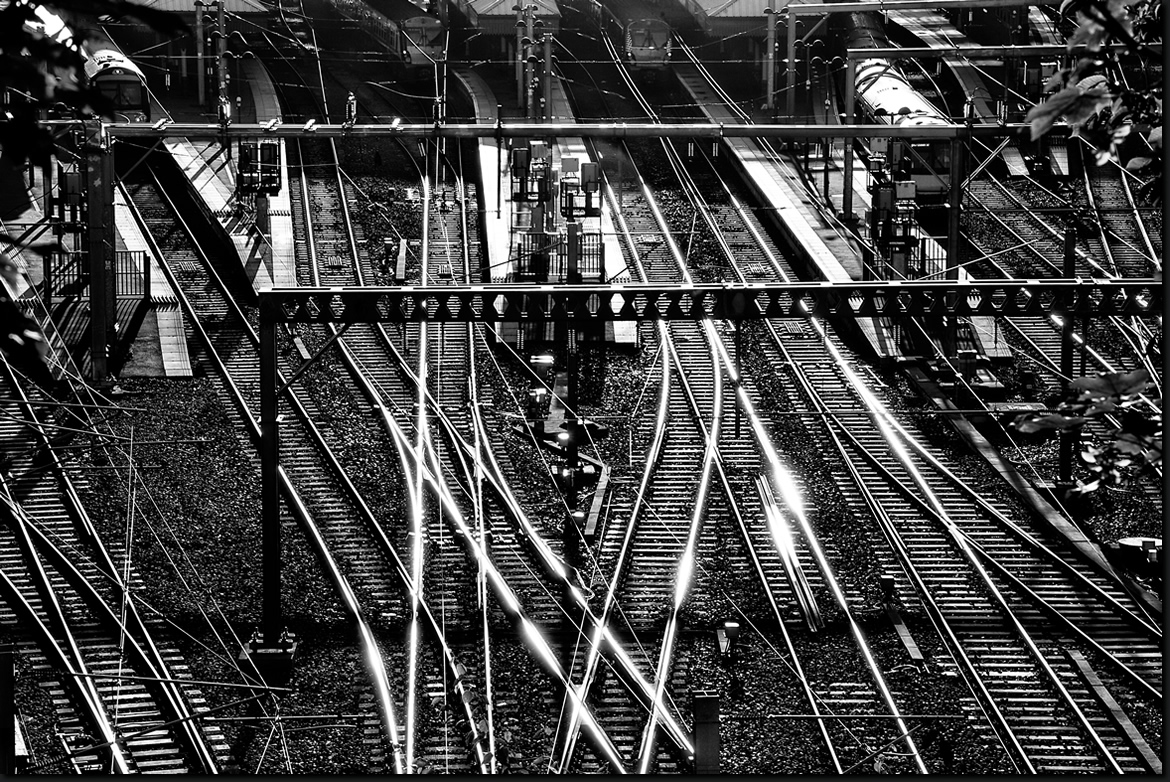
left=84, top=121, right=115, bottom=383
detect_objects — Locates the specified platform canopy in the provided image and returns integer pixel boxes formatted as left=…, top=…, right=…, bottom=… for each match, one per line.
left=454, top=0, right=561, bottom=34
left=137, top=0, right=269, bottom=13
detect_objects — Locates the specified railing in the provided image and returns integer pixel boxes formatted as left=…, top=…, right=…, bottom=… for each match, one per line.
left=115, top=250, right=149, bottom=300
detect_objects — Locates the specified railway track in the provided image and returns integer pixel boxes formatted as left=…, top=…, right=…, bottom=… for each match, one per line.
left=672, top=81, right=1164, bottom=774
left=0, top=336, right=224, bottom=773
left=269, top=44, right=639, bottom=772
left=580, top=42, right=1163, bottom=774
left=125, top=159, right=418, bottom=772
left=557, top=37, right=925, bottom=774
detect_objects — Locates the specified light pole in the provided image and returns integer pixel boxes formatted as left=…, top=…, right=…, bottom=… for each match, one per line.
left=514, top=4, right=526, bottom=108
left=216, top=0, right=226, bottom=101
left=764, top=7, right=776, bottom=113
left=222, top=49, right=255, bottom=121
left=823, top=98, right=831, bottom=204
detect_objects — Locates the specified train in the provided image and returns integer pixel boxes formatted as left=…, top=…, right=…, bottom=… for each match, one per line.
left=326, top=0, right=447, bottom=69
left=623, top=18, right=672, bottom=68
left=28, top=6, right=150, bottom=122
left=598, top=1, right=673, bottom=68
left=839, top=12, right=951, bottom=197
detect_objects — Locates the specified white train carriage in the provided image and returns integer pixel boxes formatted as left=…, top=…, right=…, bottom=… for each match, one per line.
left=848, top=13, right=952, bottom=196
left=29, top=6, right=150, bottom=122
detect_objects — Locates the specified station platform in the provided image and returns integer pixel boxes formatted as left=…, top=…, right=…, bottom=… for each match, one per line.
left=0, top=158, right=192, bottom=379
left=155, top=59, right=295, bottom=292
left=452, top=68, right=636, bottom=347
left=673, top=67, right=928, bottom=357
left=676, top=67, right=864, bottom=283
left=890, top=9, right=1027, bottom=176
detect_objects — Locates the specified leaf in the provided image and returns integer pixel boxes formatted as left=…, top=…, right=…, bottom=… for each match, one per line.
left=1148, top=126, right=1162, bottom=148
left=1028, top=87, right=1084, bottom=139
left=1072, top=368, right=1152, bottom=399
left=1014, top=413, right=1088, bottom=433
left=1069, top=19, right=1109, bottom=50
left=1065, top=89, right=1113, bottom=126
left=1076, top=74, right=1108, bottom=91
left=1113, top=439, right=1147, bottom=456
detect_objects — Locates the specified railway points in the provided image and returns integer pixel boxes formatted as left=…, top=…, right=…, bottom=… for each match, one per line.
left=1, top=0, right=1162, bottom=775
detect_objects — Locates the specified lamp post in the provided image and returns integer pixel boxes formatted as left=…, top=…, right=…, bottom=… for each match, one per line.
left=514, top=4, right=526, bottom=108
left=221, top=49, right=256, bottom=121
left=764, top=7, right=776, bottom=112
left=823, top=98, right=831, bottom=204
left=216, top=0, right=226, bottom=101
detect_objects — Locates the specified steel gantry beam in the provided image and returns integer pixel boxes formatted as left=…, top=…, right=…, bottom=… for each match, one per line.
left=106, top=121, right=1047, bottom=141
left=257, top=280, right=1162, bottom=324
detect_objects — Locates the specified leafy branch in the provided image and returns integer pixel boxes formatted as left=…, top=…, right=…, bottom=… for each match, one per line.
left=1014, top=368, right=1162, bottom=492
left=1026, top=0, right=1162, bottom=199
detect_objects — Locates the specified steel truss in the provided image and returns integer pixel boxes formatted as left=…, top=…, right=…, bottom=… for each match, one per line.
left=258, top=280, right=1161, bottom=324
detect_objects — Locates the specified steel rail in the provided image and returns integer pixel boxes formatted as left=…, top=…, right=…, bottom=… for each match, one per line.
left=409, top=150, right=432, bottom=777
left=1078, top=156, right=1163, bottom=385
left=609, top=52, right=852, bottom=773
left=821, top=336, right=1128, bottom=773
left=820, top=403, right=1160, bottom=698
left=297, top=113, right=622, bottom=768
left=0, top=486, right=132, bottom=774
left=456, top=149, right=499, bottom=775
left=376, top=404, right=630, bottom=771
left=606, top=43, right=727, bottom=772
left=5, top=498, right=232, bottom=768
left=291, top=97, right=491, bottom=771
left=367, top=319, right=698, bottom=762
left=133, top=164, right=411, bottom=772
left=866, top=388, right=1163, bottom=641
left=2, top=328, right=222, bottom=772
left=710, top=159, right=1039, bottom=772
left=669, top=112, right=928, bottom=773
left=4, top=358, right=221, bottom=772
left=965, top=185, right=1162, bottom=413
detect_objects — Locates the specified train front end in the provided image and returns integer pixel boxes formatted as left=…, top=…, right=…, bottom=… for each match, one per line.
left=624, top=18, right=672, bottom=68
left=401, top=15, right=446, bottom=69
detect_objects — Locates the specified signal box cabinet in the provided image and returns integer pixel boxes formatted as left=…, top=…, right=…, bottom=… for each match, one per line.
left=238, top=139, right=282, bottom=196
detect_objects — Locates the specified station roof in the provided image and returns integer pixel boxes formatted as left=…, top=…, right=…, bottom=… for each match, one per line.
left=691, top=0, right=824, bottom=37
left=456, top=0, right=561, bottom=34
left=136, top=0, right=269, bottom=13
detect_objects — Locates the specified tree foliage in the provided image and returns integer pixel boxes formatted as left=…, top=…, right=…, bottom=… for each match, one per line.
left=1026, top=0, right=1163, bottom=201
left=1015, top=368, right=1162, bottom=493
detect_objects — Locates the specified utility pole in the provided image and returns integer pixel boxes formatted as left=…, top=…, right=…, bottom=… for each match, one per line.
left=525, top=6, right=537, bottom=121
left=515, top=3, right=525, bottom=109
left=194, top=1, right=206, bottom=106
left=216, top=0, right=227, bottom=102
left=543, top=32, right=552, bottom=123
